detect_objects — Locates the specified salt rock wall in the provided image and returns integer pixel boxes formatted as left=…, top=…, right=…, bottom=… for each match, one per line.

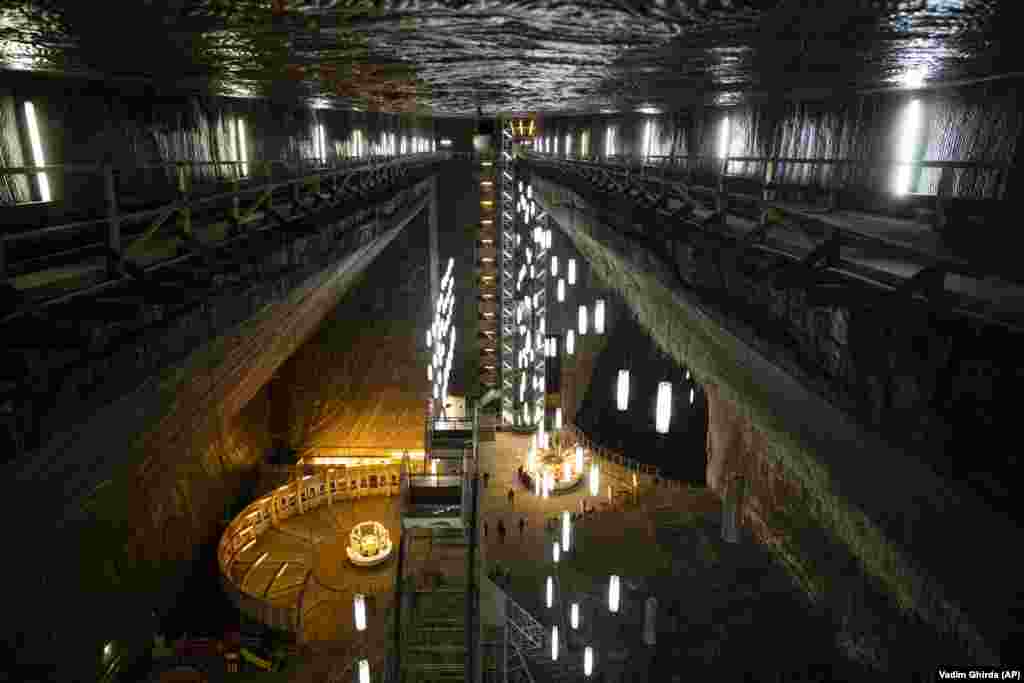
left=534, top=176, right=1014, bottom=667
left=7, top=192, right=429, bottom=681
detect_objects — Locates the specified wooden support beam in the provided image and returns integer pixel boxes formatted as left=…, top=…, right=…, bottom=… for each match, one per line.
left=241, top=189, right=273, bottom=223
left=131, top=202, right=181, bottom=249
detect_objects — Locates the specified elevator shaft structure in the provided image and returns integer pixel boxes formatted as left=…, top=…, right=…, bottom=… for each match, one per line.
left=498, top=118, right=546, bottom=429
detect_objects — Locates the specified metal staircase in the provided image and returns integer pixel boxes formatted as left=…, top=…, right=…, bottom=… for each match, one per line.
left=404, top=585, right=469, bottom=682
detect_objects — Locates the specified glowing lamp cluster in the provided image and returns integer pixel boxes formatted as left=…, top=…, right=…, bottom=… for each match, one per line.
left=347, top=521, right=393, bottom=567
left=429, top=258, right=457, bottom=409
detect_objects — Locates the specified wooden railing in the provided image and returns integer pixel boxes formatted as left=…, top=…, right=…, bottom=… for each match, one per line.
left=528, top=151, right=1011, bottom=200
left=1, top=152, right=448, bottom=315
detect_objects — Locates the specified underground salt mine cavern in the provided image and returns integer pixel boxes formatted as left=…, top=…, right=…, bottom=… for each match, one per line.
left=0, top=1, right=1022, bottom=681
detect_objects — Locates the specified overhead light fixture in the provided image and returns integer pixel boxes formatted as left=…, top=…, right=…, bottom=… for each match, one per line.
left=23, top=101, right=50, bottom=202
left=656, top=382, right=672, bottom=434
left=566, top=330, right=575, bottom=356
left=551, top=625, right=559, bottom=661
left=546, top=576, right=554, bottom=608
left=354, top=593, right=367, bottom=631
left=589, top=463, right=599, bottom=497
left=358, top=659, right=370, bottom=683
left=575, top=446, right=583, bottom=474
left=562, top=510, right=571, bottom=552
left=594, top=299, right=605, bottom=334
left=237, top=118, right=249, bottom=176
left=557, top=278, right=565, bottom=302
left=571, top=602, right=580, bottom=630
left=553, top=541, right=561, bottom=564
left=551, top=256, right=559, bottom=277
left=584, top=646, right=594, bottom=677
left=555, top=407, right=563, bottom=430
left=608, top=575, right=621, bottom=613
left=568, top=259, right=577, bottom=285
left=894, top=99, right=923, bottom=196
left=616, top=370, right=630, bottom=411
left=718, top=115, right=731, bottom=160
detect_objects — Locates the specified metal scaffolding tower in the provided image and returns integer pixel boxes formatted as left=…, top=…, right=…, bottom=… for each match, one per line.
left=498, top=121, right=518, bottom=426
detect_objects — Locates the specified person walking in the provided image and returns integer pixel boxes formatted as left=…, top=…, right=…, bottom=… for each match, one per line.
left=518, top=517, right=525, bottom=537
left=497, top=519, right=506, bottom=543
left=508, top=488, right=515, bottom=507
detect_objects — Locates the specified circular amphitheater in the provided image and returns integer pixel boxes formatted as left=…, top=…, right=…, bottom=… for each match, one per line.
left=217, top=461, right=405, bottom=641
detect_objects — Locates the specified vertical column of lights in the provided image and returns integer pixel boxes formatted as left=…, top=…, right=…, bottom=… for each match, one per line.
left=529, top=193, right=550, bottom=429
left=479, top=159, right=499, bottom=393
left=514, top=174, right=544, bottom=427
left=499, top=120, right=518, bottom=425
left=429, top=258, right=457, bottom=416
left=515, top=175, right=532, bottom=426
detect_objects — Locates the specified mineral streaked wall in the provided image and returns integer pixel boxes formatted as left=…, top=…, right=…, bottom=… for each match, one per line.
left=7, top=191, right=430, bottom=680
left=533, top=176, right=1012, bottom=665
left=277, top=209, right=434, bottom=452
left=540, top=81, right=1021, bottom=200
left=0, top=71, right=436, bottom=207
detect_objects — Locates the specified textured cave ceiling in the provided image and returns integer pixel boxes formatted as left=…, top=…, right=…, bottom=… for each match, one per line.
left=0, top=0, right=1019, bottom=115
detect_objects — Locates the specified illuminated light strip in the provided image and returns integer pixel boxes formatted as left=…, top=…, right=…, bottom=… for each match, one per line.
left=240, top=551, right=270, bottom=589
left=265, top=562, right=290, bottom=597
left=894, top=99, right=923, bottom=195
left=24, top=101, right=50, bottom=202
left=237, top=118, right=249, bottom=176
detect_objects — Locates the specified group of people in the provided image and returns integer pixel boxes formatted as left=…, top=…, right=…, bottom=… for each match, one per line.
left=483, top=516, right=525, bottom=542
